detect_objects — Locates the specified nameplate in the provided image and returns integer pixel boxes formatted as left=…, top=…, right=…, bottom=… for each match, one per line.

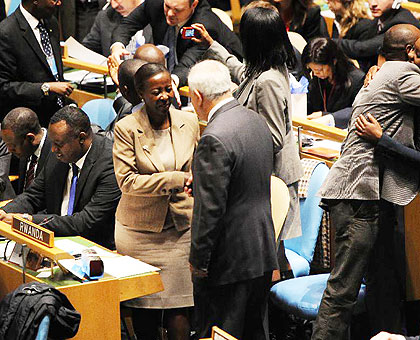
left=12, top=216, right=54, bottom=248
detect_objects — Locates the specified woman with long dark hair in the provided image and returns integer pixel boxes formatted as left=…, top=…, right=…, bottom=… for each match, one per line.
left=302, top=37, right=365, bottom=128
left=263, top=0, right=328, bottom=41
left=191, top=3, right=303, bottom=281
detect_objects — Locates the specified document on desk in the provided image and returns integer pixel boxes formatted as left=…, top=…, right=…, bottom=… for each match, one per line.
left=103, top=256, right=160, bottom=278
left=55, top=239, right=160, bottom=279
left=64, top=37, right=107, bottom=66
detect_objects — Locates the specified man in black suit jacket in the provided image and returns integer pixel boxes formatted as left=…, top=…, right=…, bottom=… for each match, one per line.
left=336, top=0, right=420, bottom=71
left=111, top=0, right=243, bottom=86
left=0, top=106, right=121, bottom=249
left=1, top=107, right=51, bottom=195
left=0, top=0, right=73, bottom=127
left=187, top=60, right=278, bottom=339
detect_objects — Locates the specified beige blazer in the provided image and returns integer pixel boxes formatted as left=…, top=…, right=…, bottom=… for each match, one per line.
left=113, top=105, right=200, bottom=232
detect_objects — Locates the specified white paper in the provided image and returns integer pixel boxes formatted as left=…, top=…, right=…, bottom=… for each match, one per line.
left=55, top=239, right=87, bottom=255
left=65, top=37, right=108, bottom=66
left=63, top=70, right=114, bottom=85
left=103, top=256, right=160, bottom=278
left=0, top=240, right=15, bottom=260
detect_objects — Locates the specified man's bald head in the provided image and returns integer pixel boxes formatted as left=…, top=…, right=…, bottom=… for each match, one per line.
left=118, top=59, right=147, bottom=105
left=381, top=24, right=420, bottom=61
left=134, top=44, right=166, bottom=66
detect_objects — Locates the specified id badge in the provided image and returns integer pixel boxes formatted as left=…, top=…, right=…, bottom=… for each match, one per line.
left=47, top=55, right=58, bottom=77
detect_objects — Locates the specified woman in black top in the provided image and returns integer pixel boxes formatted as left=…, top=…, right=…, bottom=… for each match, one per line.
left=263, top=0, right=328, bottom=41
left=301, top=37, right=365, bottom=129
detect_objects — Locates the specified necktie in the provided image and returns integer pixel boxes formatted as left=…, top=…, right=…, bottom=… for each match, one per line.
left=25, top=155, right=38, bottom=189
left=36, top=21, right=63, bottom=107
left=165, top=26, right=178, bottom=73
left=67, top=163, right=79, bottom=216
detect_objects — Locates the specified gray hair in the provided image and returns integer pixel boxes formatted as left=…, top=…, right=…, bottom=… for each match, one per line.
left=188, top=60, right=231, bottom=101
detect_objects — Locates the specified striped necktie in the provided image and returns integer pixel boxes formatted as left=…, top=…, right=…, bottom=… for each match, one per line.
left=25, top=154, right=38, bottom=189
left=37, top=21, right=63, bottom=107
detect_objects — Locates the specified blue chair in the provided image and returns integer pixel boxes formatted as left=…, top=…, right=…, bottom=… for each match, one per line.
left=284, top=160, right=329, bottom=278
left=81, top=99, right=116, bottom=130
left=35, top=315, right=50, bottom=340
left=270, top=274, right=366, bottom=321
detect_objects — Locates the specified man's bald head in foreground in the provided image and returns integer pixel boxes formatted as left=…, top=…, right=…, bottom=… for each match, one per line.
left=134, top=44, right=166, bottom=66
left=380, top=24, right=420, bottom=62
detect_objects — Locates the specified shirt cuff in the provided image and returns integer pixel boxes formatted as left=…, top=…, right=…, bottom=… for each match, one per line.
left=171, top=74, right=180, bottom=88
left=110, top=42, right=125, bottom=54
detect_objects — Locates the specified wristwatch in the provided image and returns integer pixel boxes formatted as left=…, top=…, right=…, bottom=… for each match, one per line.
left=41, top=83, right=50, bottom=96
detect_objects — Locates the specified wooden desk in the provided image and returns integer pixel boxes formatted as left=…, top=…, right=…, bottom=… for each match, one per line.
left=62, top=56, right=110, bottom=106
left=401, top=1, right=420, bottom=13
left=0, top=234, right=163, bottom=339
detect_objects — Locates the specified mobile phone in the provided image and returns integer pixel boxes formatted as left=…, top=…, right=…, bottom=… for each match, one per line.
left=181, top=27, right=200, bottom=39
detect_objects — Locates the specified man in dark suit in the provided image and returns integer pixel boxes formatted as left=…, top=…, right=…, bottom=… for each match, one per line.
left=82, top=0, right=152, bottom=56
left=0, top=0, right=74, bottom=127
left=187, top=60, right=278, bottom=339
left=1, top=107, right=51, bottom=194
left=0, top=105, right=121, bottom=249
left=336, top=0, right=420, bottom=71
left=110, top=0, right=243, bottom=86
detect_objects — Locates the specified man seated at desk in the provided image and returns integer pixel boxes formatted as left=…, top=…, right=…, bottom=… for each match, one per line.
left=1, top=107, right=51, bottom=195
left=0, top=105, right=121, bottom=249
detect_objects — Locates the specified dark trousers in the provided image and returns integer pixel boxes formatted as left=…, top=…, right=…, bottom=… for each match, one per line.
left=193, top=272, right=272, bottom=340
left=312, top=199, right=405, bottom=340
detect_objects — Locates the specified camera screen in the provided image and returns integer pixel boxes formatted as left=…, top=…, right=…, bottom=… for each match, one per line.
left=185, top=29, right=195, bottom=37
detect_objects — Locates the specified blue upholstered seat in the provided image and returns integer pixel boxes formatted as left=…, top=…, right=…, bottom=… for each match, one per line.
left=81, top=99, right=116, bottom=130
left=270, top=273, right=366, bottom=320
left=285, top=161, right=329, bottom=277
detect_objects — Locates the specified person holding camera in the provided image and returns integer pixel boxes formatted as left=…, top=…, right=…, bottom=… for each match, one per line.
left=191, top=2, right=303, bottom=282
left=110, top=0, right=242, bottom=87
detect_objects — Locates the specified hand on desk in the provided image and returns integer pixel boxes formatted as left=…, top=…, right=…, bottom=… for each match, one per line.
left=355, top=113, right=382, bottom=142
left=370, top=331, right=406, bottom=340
left=48, top=82, right=73, bottom=96
left=307, top=111, right=323, bottom=120
left=0, top=210, right=32, bottom=224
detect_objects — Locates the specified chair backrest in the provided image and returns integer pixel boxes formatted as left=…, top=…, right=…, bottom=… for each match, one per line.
left=35, top=315, right=50, bottom=340
left=81, top=98, right=116, bottom=130
left=284, top=161, right=329, bottom=264
left=287, top=32, right=307, bottom=54
left=212, top=8, right=233, bottom=31
left=271, top=176, right=290, bottom=241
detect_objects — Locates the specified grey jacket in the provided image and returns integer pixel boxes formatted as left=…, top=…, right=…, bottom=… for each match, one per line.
left=206, top=41, right=303, bottom=186
left=319, top=61, right=420, bottom=205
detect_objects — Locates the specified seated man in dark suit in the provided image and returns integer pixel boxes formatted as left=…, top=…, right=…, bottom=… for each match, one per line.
left=0, top=0, right=74, bottom=126
left=188, top=60, right=278, bottom=339
left=110, top=0, right=243, bottom=86
left=336, top=0, right=420, bottom=71
left=1, top=107, right=51, bottom=194
left=82, top=0, right=153, bottom=56
left=0, top=105, right=121, bottom=249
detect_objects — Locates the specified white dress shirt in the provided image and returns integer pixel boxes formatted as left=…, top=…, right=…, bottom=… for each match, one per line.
left=26, top=128, right=47, bottom=175
left=60, top=145, right=92, bottom=216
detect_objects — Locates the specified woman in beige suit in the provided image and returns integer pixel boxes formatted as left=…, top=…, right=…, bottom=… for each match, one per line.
left=192, top=4, right=303, bottom=281
left=113, top=63, right=199, bottom=340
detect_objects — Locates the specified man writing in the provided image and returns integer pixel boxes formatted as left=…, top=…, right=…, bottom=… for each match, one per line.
left=187, top=60, right=278, bottom=339
left=1, top=108, right=51, bottom=194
